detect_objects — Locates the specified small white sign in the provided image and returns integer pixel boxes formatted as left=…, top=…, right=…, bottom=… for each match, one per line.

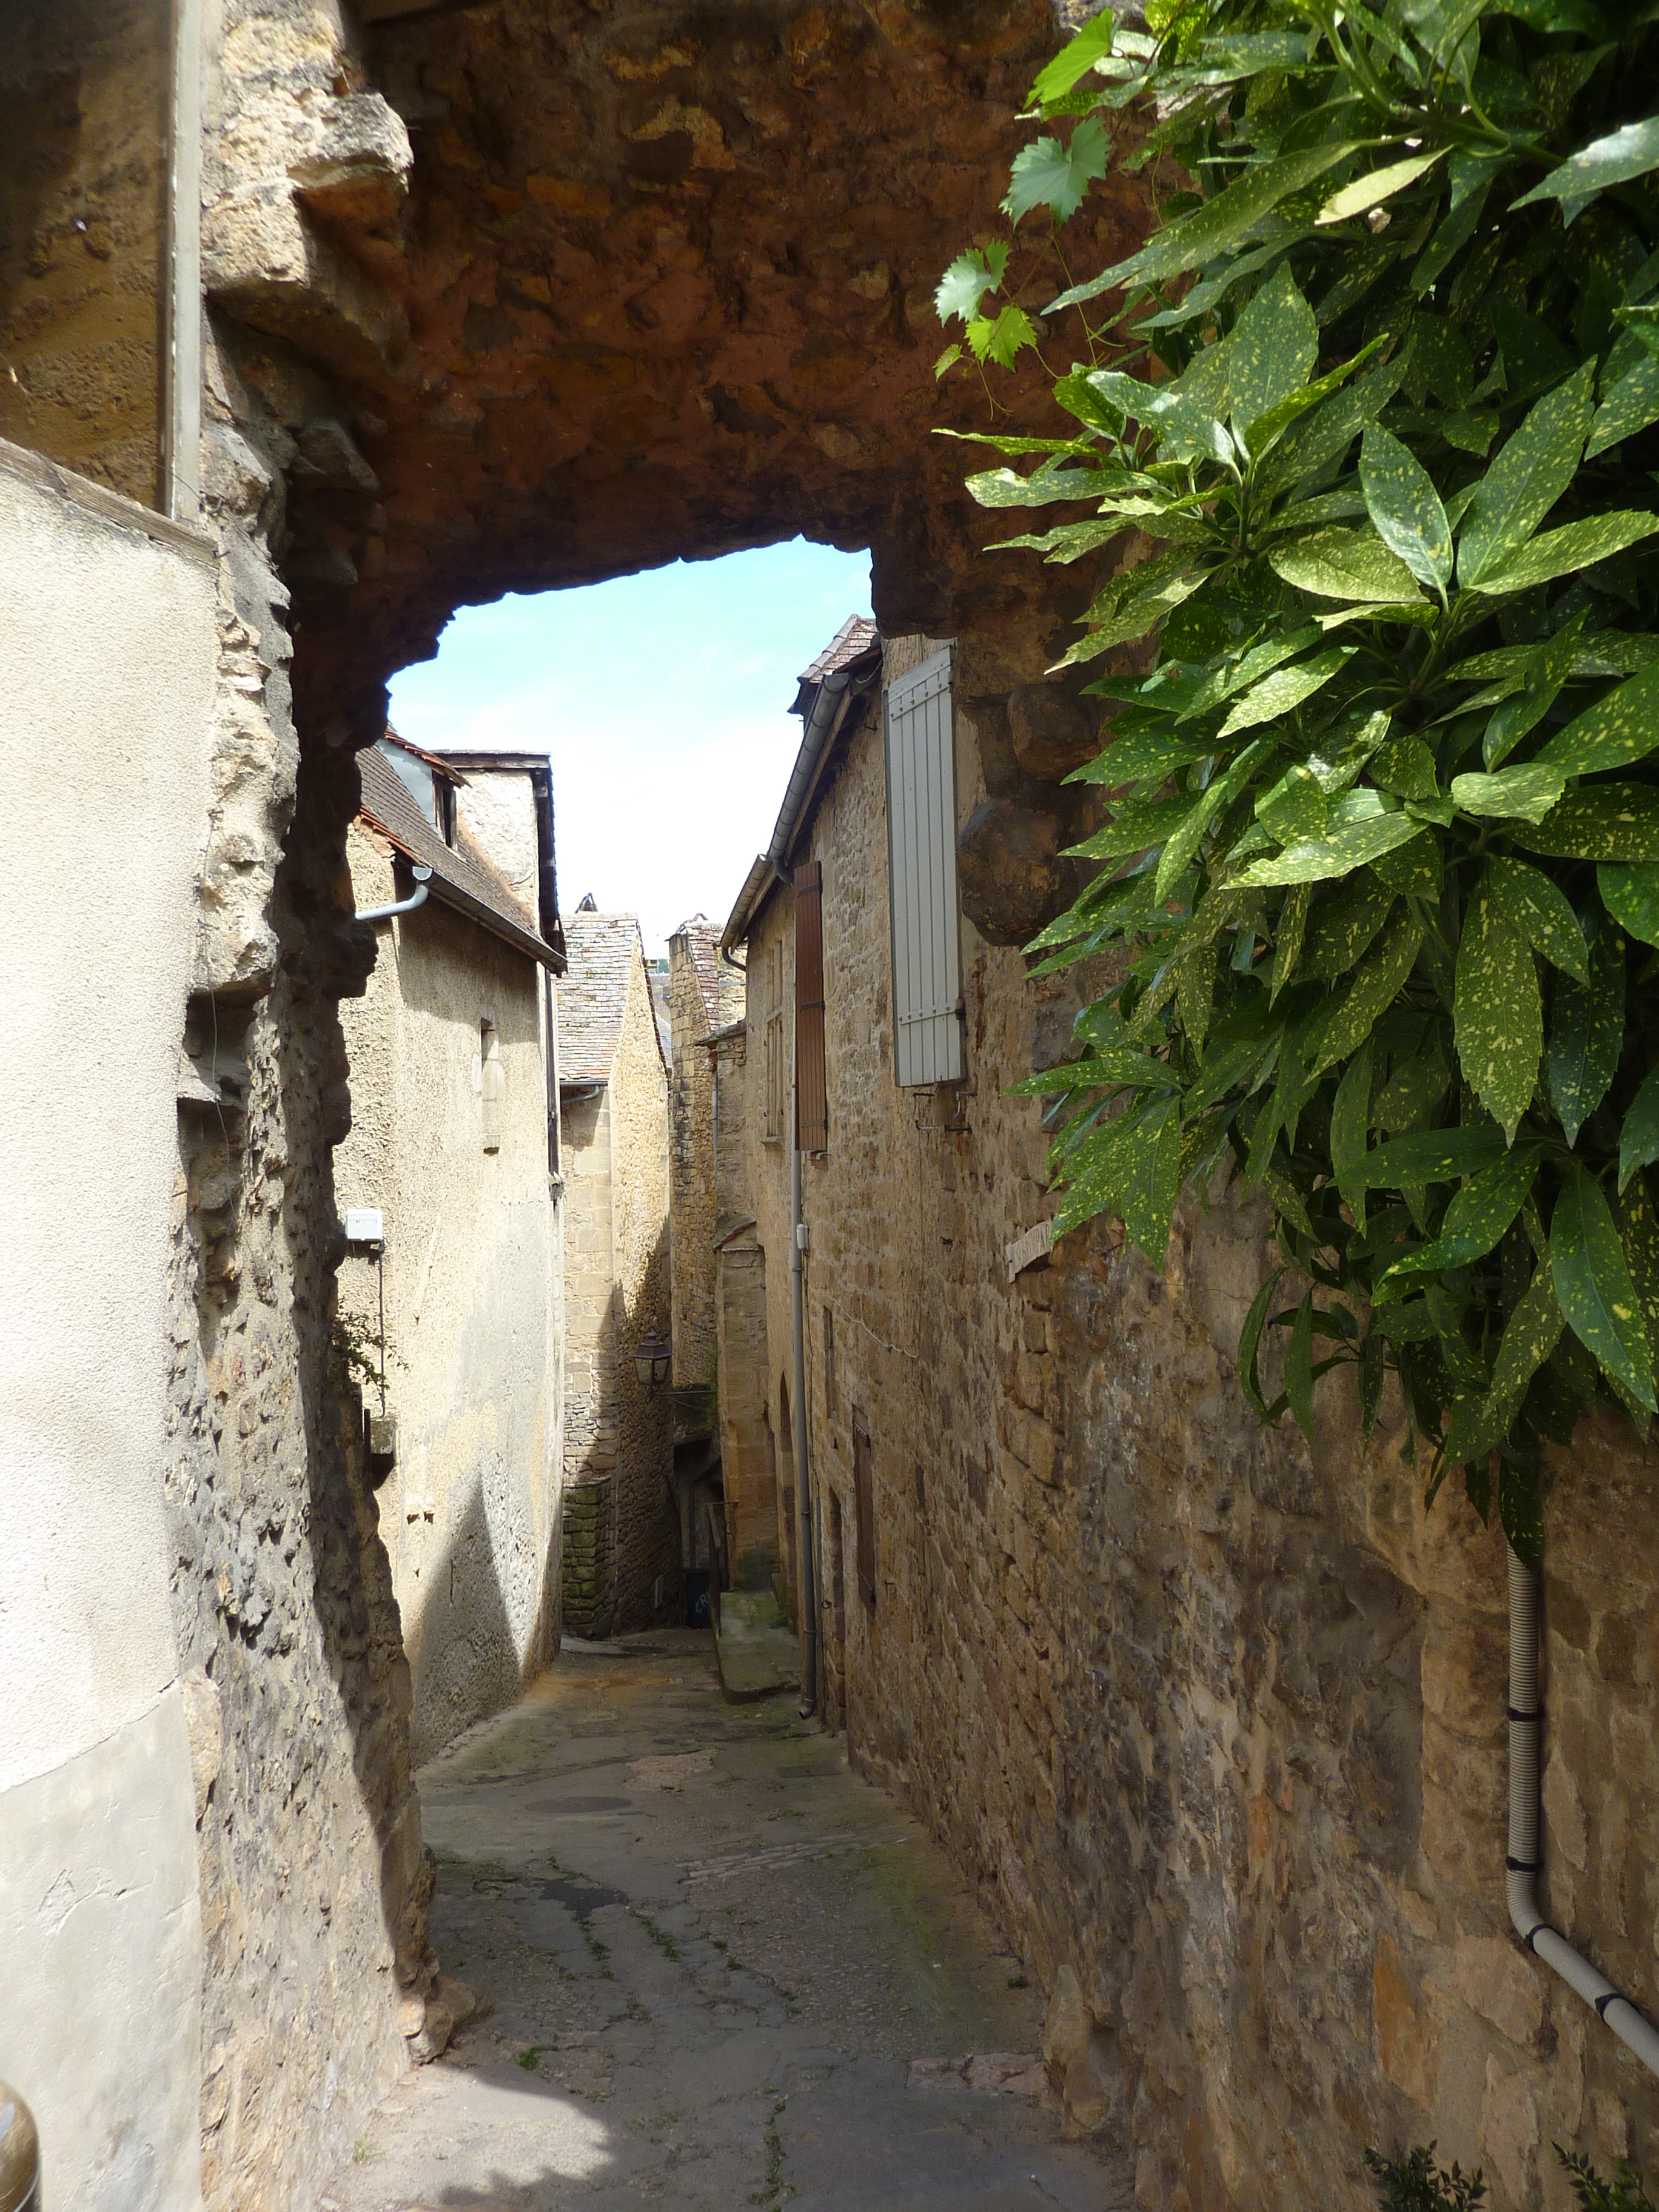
left=1005, top=1219, right=1054, bottom=1282
left=343, top=1208, right=384, bottom=1244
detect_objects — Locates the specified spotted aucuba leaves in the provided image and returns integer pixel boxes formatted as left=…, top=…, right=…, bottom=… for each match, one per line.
left=941, top=0, right=1659, bottom=1542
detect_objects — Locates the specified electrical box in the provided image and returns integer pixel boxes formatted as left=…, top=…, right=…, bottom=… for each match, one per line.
left=343, top=1208, right=384, bottom=1245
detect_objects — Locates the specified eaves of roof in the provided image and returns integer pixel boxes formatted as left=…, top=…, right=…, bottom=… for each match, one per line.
left=719, top=635, right=881, bottom=960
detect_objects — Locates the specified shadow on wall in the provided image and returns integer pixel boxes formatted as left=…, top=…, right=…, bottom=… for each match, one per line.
left=402, top=1478, right=562, bottom=1769
left=280, top=739, right=433, bottom=1996
left=565, top=1215, right=678, bottom=1634
left=609, top=1214, right=679, bottom=1632
left=392, top=902, right=542, bottom=1048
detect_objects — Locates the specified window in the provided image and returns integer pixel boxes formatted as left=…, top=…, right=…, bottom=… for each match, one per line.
left=822, top=1303, right=837, bottom=1421
left=852, top=1418, right=876, bottom=1610
left=794, top=859, right=827, bottom=1152
left=480, top=1018, right=502, bottom=1152
left=883, top=646, right=964, bottom=1088
left=762, top=939, right=786, bottom=1144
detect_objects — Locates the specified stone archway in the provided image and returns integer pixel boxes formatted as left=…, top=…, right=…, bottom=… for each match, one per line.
left=176, top=4, right=1158, bottom=2202
left=209, top=0, right=1155, bottom=739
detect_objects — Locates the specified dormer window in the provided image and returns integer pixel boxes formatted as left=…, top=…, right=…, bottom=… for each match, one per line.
left=376, top=731, right=463, bottom=843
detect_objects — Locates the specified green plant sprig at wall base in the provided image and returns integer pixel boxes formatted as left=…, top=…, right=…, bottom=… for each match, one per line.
left=938, top=0, right=1659, bottom=1558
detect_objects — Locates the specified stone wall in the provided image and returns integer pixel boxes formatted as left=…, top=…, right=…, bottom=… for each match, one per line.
left=0, top=0, right=172, bottom=509
left=561, top=1082, right=617, bottom=1489
left=726, top=888, right=814, bottom=1615
left=668, top=921, right=725, bottom=1413
left=716, top=636, right=1659, bottom=2211
left=557, top=942, right=676, bottom=1631
left=335, top=819, right=561, bottom=1766
left=609, top=947, right=679, bottom=1627
left=712, top=1022, right=786, bottom=1591
left=560, top=1476, right=614, bottom=1641
left=158, top=5, right=437, bottom=2196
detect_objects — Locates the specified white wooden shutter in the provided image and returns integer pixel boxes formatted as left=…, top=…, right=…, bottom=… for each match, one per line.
left=883, top=646, right=964, bottom=1088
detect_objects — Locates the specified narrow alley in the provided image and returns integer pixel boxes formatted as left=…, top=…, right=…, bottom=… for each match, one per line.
left=320, top=1633, right=1130, bottom=2212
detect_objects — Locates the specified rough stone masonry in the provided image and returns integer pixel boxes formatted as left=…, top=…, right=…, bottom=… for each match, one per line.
left=173, top=0, right=1117, bottom=2188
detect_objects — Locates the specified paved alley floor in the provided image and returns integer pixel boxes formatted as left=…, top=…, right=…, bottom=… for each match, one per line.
left=320, top=1629, right=1131, bottom=2212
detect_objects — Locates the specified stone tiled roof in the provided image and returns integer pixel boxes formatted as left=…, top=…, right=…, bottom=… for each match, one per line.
left=798, top=614, right=879, bottom=688
left=358, top=746, right=561, bottom=968
left=560, top=910, right=648, bottom=1081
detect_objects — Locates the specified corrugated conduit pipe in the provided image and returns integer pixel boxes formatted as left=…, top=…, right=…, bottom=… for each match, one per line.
left=1507, top=1543, right=1659, bottom=2075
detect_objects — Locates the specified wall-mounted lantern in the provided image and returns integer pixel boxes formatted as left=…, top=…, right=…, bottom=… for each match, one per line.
left=632, top=1329, right=672, bottom=1390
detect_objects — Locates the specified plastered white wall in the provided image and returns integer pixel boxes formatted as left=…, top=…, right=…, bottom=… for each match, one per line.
left=0, top=453, right=215, bottom=2205
left=455, top=769, right=539, bottom=917
left=337, top=820, right=561, bottom=1763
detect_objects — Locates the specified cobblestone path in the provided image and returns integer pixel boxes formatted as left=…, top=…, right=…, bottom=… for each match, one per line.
left=318, top=1629, right=1130, bottom=2211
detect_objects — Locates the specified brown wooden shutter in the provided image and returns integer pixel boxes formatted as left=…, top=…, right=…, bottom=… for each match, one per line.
left=793, top=859, right=828, bottom=1153
left=852, top=1418, right=876, bottom=1609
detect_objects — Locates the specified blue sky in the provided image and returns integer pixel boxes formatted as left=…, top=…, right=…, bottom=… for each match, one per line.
left=387, top=538, right=873, bottom=957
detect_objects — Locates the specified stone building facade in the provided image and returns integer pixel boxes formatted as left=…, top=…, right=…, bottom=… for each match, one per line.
left=335, top=737, right=564, bottom=1765
left=667, top=919, right=745, bottom=1597
left=558, top=907, right=677, bottom=1635
left=712, top=623, right=1659, bottom=2212
left=668, top=917, right=743, bottom=1409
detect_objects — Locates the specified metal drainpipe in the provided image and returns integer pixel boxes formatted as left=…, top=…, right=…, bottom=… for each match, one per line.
left=355, top=862, right=432, bottom=924
left=767, top=672, right=848, bottom=877
left=1507, top=1542, right=1659, bottom=2075
left=791, top=1129, right=818, bottom=1719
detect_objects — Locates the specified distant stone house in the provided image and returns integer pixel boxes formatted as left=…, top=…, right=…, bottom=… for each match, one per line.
left=666, top=917, right=745, bottom=1603
left=335, top=733, right=566, bottom=1765
left=558, top=903, right=676, bottom=1634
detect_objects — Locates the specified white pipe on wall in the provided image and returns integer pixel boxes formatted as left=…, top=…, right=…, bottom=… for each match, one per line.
left=1506, top=1543, right=1659, bottom=2076
left=355, top=862, right=431, bottom=924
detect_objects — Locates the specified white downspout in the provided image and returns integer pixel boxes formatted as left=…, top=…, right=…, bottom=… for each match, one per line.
left=1506, top=1543, right=1659, bottom=2075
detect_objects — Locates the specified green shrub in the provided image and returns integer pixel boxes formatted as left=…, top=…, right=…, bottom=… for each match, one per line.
left=1560, top=2144, right=1659, bottom=2211
left=1364, top=2142, right=1487, bottom=2210
left=941, top=0, right=1659, bottom=1539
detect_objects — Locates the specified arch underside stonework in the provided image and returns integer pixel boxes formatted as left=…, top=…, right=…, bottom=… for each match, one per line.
left=214, top=0, right=1149, bottom=736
